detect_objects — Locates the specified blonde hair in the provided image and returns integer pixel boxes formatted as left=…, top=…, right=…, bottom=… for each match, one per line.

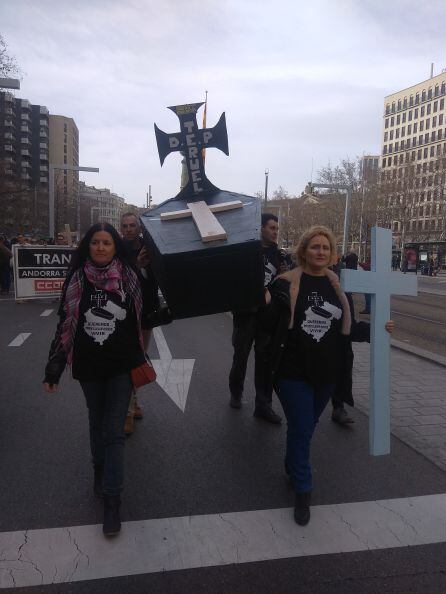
left=296, top=226, right=337, bottom=266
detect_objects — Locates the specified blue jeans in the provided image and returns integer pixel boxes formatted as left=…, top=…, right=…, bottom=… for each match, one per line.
left=277, top=379, right=335, bottom=493
left=80, top=374, right=133, bottom=496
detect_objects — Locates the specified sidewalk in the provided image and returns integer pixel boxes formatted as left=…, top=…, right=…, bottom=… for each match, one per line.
left=352, top=342, right=446, bottom=472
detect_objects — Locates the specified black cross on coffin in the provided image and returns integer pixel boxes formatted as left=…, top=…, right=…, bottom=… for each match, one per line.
left=154, top=102, right=228, bottom=198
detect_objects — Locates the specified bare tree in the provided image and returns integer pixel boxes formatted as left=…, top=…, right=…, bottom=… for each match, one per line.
left=0, top=34, right=22, bottom=81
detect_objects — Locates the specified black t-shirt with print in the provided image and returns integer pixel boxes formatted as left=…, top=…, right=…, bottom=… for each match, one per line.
left=72, top=280, right=145, bottom=381
left=262, top=244, right=280, bottom=287
left=278, top=273, right=343, bottom=385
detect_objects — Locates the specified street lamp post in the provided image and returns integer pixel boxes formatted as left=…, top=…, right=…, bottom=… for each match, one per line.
left=0, top=78, right=20, bottom=90
left=309, top=182, right=353, bottom=255
left=264, top=169, right=269, bottom=205
left=49, top=164, right=99, bottom=239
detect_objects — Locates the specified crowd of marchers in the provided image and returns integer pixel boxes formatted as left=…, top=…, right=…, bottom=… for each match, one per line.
left=34, top=213, right=395, bottom=536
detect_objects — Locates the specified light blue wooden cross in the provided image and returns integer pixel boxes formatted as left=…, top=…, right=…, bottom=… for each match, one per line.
left=341, top=227, right=418, bottom=456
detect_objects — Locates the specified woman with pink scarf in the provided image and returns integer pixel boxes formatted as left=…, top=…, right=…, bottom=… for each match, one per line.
left=43, top=223, right=162, bottom=537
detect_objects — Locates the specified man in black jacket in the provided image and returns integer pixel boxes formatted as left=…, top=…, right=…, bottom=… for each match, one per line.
left=228, top=213, right=285, bottom=424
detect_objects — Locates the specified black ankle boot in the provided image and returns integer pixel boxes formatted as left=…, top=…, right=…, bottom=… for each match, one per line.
left=93, top=465, right=104, bottom=498
left=294, top=491, right=311, bottom=526
left=103, top=495, right=121, bottom=536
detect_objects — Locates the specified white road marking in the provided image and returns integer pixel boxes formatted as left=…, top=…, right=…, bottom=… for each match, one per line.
left=8, top=333, right=31, bottom=347
left=1, top=493, right=446, bottom=588
left=40, top=309, right=54, bottom=317
left=151, top=326, right=195, bottom=413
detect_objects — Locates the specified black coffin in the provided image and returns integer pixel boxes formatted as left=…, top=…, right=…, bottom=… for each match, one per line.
left=140, top=190, right=264, bottom=319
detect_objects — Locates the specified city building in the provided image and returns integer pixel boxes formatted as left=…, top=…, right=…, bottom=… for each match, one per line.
left=380, top=71, right=446, bottom=246
left=78, top=181, right=125, bottom=235
left=361, top=155, right=380, bottom=183
left=49, top=115, right=79, bottom=233
left=0, top=91, right=49, bottom=234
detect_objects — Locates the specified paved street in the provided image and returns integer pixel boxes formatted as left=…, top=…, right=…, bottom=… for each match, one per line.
left=1, top=297, right=446, bottom=592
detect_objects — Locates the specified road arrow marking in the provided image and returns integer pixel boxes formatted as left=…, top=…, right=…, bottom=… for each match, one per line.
left=151, top=327, right=195, bottom=412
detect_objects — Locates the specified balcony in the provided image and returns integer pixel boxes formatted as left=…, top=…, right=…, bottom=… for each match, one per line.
left=21, top=137, right=31, bottom=145
left=4, top=144, right=14, bottom=152
left=40, top=130, right=48, bottom=138
left=21, top=125, right=30, bottom=133
left=4, top=132, right=13, bottom=140
left=21, top=173, right=31, bottom=180
left=4, top=93, right=14, bottom=103
left=39, top=119, right=48, bottom=127
left=21, top=160, right=31, bottom=168
left=40, top=165, right=48, bottom=172
left=21, top=99, right=31, bottom=109
left=4, top=108, right=13, bottom=115
left=39, top=106, right=49, bottom=115
left=4, top=120, right=13, bottom=127
left=40, top=153, right=48, bottom=161
left=39, top=142, right=48, bottom=149
left=40, top=176, right=48, bottom=183
left=21, top=149, right=30, bottom=157
left=21, top=113, right=30, bottom=122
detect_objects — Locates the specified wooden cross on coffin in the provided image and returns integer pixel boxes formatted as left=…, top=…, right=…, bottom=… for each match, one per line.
left=341, top=227, right=418, bottom=456
left=154, top=102, right=243, bottom=243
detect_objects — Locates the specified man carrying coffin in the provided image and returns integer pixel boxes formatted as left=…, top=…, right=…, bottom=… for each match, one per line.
left=228, top=213, right=285, bottom=424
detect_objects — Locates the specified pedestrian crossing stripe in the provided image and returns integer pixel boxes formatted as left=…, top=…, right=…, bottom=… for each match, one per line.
left=1, top=493, right=446, bottom=589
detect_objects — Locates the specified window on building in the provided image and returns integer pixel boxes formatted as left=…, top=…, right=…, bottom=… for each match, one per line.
left=401, top=126, right=406, bottom=137
left=402, top=112, right=407, bottom=123
left=383, top=145, right=387, bottom=154
left=424, top=147, right=428, bottom=158
left=426, top=119, right=430, bottom=130
left=384, top=131, right=388, bottom=142
left=414, top=122, right=418, bottom=133
left=396, top=129, right=400, bottom=139
left=392, top=102, right=396, bottom=113
left=395, top=141, right=399, bottom=151
left=431, top=131, right=436, bottom=141
left=418, top=149, right=422, bottom=160
left=390, top=130, right=394, bottom=140
left=425, top=133, right=429, bottom=143
left=416, top=93, right=420, bottom=104
left=397, top=114, right=401, bottom=125
left=430, top=146, right=435, bottom=157
left=385, top=104, right=390, bottom=115
left=410, top=95, right=414, bottom=106
left=422, top=90, right=427, bottom=102
left=440, top=98, right=445, bottom=109
left=63, top=123, right=67, bottom=132
left=428, top=88, right=432, bottom=100
left=397, top=99, right=402, bottom=110
left=440, top=129, right=444, bottom=140
left=433, top=116, right=437, bottom=127
left=408, top=110, right=413, bottom=121
left=412, top=137, right=417, bottom=147
left=420, top=121, right=424, bottom=131
left=382, top=157, right=386, bottom=167
left=385, top=118, right=389, bottom=128
left=389, top=143, right=393, bottom=153
left=442, top=82, right=446, bottom=95
left=439, top=114, right=444, bottom=125
left=437, top=144, right=442, bottom=155
left=435, top=85, right=439, bottom=97
left=427, top=103, right=432, bottom=115
left=408, top=124, right=412, bottom=134
left=421, top=106, right=425, bottom=116
left=434, top=101, right=438, bottom=113
left=391, top=116, right=395, bottom=126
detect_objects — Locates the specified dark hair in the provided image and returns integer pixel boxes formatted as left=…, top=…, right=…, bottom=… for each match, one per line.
left=261, top=213, right=278, bottom=227
left=69, top=223, right=131, bottom=272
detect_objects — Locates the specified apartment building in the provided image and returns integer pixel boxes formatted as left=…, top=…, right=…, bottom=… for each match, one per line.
left=0, top=91, right=49, bottom=233
left=49, top=115, right=79, bottom=233
left=381, top=71, right=446, bottom=245
left=78, top=181, right=124, bottom=235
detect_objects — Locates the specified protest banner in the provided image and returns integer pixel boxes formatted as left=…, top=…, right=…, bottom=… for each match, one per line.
left=13, top=245, right=74, bottom=299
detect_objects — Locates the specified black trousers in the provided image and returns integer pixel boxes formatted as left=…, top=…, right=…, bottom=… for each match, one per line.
left=228, top=312, right=273, bottom=409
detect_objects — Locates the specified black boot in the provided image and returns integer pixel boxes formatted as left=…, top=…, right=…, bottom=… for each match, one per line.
left=294, top=491, right=311, bottom=526
left=103, top=495, right=121, bottom=536
left=94, top=465, right=104, bottom=498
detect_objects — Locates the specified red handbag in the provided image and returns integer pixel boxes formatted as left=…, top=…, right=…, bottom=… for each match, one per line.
left=130, top=358, right=156, bottom=389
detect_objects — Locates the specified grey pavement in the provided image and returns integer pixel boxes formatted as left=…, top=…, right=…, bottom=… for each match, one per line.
left=352, top=341, right=446, bottom=473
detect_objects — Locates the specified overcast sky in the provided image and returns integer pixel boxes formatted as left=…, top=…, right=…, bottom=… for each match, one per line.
left=2, top=0, right=446, bottom=206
